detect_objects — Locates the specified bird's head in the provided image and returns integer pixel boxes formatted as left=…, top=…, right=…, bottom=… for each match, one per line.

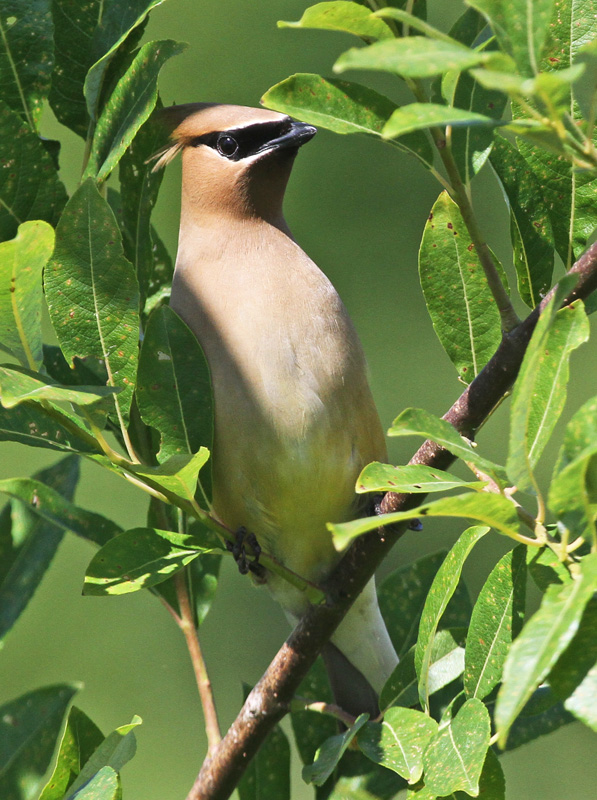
left=154, top=103, right=317, bottom=223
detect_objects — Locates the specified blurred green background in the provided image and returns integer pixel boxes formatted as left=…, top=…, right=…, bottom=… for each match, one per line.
left=2, top=1, right=597, bottom=798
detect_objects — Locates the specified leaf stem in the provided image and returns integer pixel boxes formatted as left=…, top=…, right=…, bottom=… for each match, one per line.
left=174, top=568, right=222, bottom=755
left=290, top=696, right=356, bottom=728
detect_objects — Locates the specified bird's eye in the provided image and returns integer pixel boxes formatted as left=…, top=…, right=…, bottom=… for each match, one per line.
left=217, top=134, right=239, bottom=158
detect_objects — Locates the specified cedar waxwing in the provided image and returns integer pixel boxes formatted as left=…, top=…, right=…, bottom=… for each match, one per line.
left=158, top=103, right=398, bottom=716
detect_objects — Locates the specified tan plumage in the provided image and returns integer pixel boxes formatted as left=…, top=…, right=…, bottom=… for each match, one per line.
left=161, top=103, right=398, bottom=714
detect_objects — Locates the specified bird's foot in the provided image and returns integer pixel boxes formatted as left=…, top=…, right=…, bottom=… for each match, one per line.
left=226, top=527, right=266, bottom=580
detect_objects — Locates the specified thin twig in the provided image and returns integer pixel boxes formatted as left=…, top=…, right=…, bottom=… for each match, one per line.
left=175, top=569, right=222, bottom=756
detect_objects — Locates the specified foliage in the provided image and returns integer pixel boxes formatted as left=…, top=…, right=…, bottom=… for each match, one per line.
left=0, top=0, right=597, bottom=798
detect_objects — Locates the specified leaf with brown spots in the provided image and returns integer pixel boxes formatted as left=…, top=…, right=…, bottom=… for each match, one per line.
left=44, top=179, right=140, bottom=427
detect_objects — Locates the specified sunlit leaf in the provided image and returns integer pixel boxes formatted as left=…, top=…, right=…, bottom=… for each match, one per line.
left=423, top=698, right=490, bottom=796
left=83, top=526, right=214, bottom=595
left=261, top=73, right=433, bottom=166
left=358, top=707, right=437, bottom=783
left=383, top=102, right=501, bottom=139
left=467, top=0, right=555, bottom=76
left=464, top=545, right=526, bottom=699
left=278, top=2, right=393, bottom=41
left=419, top=191, right=502, bottom=383
left=0, top=365, right=118, bottom=409
left=415, top=526, right=488, bottom=708
left=335, top=37, right=490, bottom=79
left=507, top=300, right=589, bottom=491
left=0, top=221, right=54, bottom=369
left=388, top=408, right=508, bottom=483
left=356, top=462, right=485, bottom=494
left=68, top=767, right=119, bottom=800
left=495, top=552, right=597, bottom=745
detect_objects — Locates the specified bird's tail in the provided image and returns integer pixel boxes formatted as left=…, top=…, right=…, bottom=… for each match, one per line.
left=324, top=578, right=398, bottom=717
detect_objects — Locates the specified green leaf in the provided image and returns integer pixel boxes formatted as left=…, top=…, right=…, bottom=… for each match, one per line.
left=45, top=178, right=140, bottom=428
left=388, top=408, right=508, bottom=483
left=555, top=394, right=597, bottom=469
left=84, top=39, right=186, bottom=183
left=0, top=475, right=122, bottom=546
left=238, top=721, right=290, bottom=800
left=356, top=462, right=485, bottom=494
left=83, top=0, right=169, bottom=122
left=0, top=400, right=99, bottom=454
left=507, top=300, right=589, bottom=492
left=383, top=102, right=501, bottom=140
left=419, top=191, right=502, bottom=383
left=422, top=697, right=490, bottom=796
left=64, top=715, right=141, bottom=799
left=489, top=135, right=554, bottom=307
left=379, top=551, right=471, bottom=658
left=548, top=445, right=597, bottom=543
left=464, top=545, right=527, bottom=699
left=39, top=706, right=104, bottom=800
left=0, top=684, right=78, bottom=800
left=0, top=221, right=54, bottom=369
left=69, top=767, right=118, bottom=800
left=527, top=545, right=571, bottom=592
left=0, top=455, right=79, bottom=641
left=467, top=0, right=555, bottom=76
left=358, top=707, right=437, bottom=784
left=504, top=694, right=573, bottom=751
left=509, top=0, right=597, bottom=269
left=415, top=526, right=488, bottom=708
left=0, top=366, right=119, bottom=408
left=549, top=395, right=597, bottom=543
left=125, top=448, right=210, bottom=507
left=373, top=8, right=462, bottom=44
left=302, top=715, right=369, bottom=786
left=117, top=102, right=172, bottom=305
left=495, top=552, right=597, bottom=745
left=137, top=306, right=213, bottom=467
left=331, top=494, right=514, bottom=551
left=83, top=526, right=214, bottom=595
left=450, top=67, right=508, bottom=185
left=279, top=2, right=393, bottom=41
left=261, top=73, right=433, bottom=166
left=0, top=0, right=53, bottom=130
left=0, top=101, right=67, bottom=242
left=380, top=630, right=466, bottom=710
left=549, top=597, right=597, bottom=731
left=334, top=38, right=490, bottom=79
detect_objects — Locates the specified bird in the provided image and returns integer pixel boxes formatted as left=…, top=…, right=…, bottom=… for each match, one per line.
left=156, top=102, right=398, bottom=716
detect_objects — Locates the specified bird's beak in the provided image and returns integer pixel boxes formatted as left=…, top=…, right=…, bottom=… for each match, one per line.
left=257, top=120, right=317, bottom=154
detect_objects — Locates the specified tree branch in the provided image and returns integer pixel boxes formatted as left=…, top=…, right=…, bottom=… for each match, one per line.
left=187, top=240, right=597, bottom=800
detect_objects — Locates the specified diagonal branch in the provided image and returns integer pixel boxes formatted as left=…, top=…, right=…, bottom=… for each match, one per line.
left=187, top=240, right=597, bottom=800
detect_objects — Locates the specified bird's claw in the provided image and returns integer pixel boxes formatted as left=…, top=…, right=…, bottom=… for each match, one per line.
left=226, top=527, right=266, bottom=579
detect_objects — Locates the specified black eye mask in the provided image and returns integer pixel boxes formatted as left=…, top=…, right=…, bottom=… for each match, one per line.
left=188, top=118, right=316, bottom=161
